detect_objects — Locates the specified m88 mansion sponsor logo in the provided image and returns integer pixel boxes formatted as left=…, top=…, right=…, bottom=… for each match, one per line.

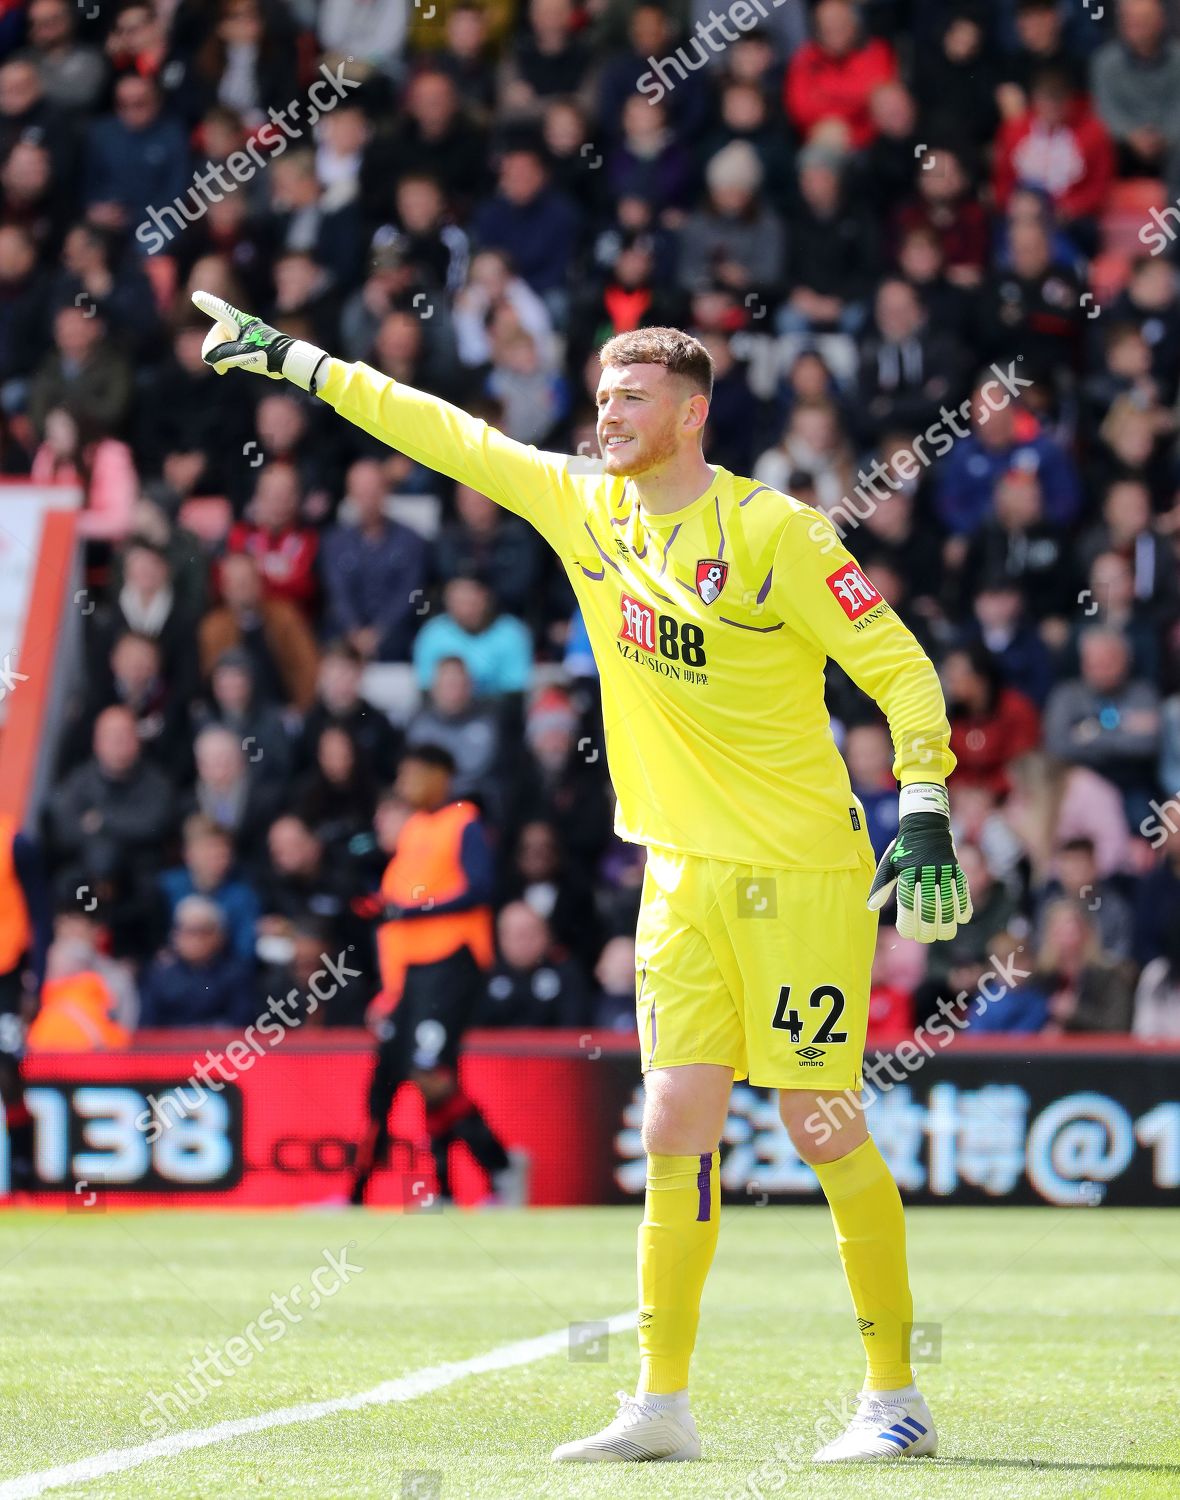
left=617, top=593, right=709, bottom=685
left=825, top=563, right=890, bottom=633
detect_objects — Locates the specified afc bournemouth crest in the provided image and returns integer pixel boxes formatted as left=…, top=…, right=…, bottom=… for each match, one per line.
left=695, top=558, right=728, bottom=605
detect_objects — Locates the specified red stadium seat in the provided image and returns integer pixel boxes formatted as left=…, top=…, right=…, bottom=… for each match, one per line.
left=1101, top=178, right=1168, bottom=256
left=1089, top=250, right=1131, bottom=306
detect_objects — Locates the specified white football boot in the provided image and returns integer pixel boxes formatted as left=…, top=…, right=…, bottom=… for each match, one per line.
left=813, top=1385, right=937, bottom=1461
left=551, top=1391, right=701, bottom=1462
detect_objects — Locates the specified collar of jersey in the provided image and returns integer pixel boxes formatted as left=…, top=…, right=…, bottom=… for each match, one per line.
left=633, top=466, right=725, bottom=529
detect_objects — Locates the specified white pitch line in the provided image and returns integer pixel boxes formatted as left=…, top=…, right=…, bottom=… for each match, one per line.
left=0, top=1309, right=637, bottom=1499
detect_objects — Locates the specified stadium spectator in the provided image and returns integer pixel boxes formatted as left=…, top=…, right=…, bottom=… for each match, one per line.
left=999, top=898, right=1137, bottom=1034
left=360, top=69, right=489, bottom=218
left=499, top=0, right=594, bottom=120
left=257, top=813, right=356, bottom=952
left=1104, top=256, right=1180, bottom=404
left=857, top=277, right=967, bottom=442
left=788, top=144, right=882, bottom=333
left=471, top=143, right=579, bottom=303
left=295, top=725, right=379, bottom=857
left=992, top=68, right=1114, bottom=244
left=49, top=706, right=176, bottom=884
left=28, top=302, right=133, bottom=443
left=452, top=247, right=555, bottom=371
left=509, top=687, right=611, bottom=862
left=262, top=150, right=363, bottom=291
left=1043, top=627, right=1162, bottom=819
left=84, top=71, right=189, bottom=241
left=1000, top=0, right=1084, bottom=112
left=960, top=470, right=1077, bottom=621
left=200, top=552, right=319, bottom=710
left=1065, top=550, right=1161, bottom=683
left=914, top=8, right=999, bottom=151
left=226, top=462, right=319, bottom=615
left=1004, top=752, right=1132, bottom=885
left=412, top=573, right=532, bottom=696
left=25, top=0, right=107, bottom=115
left=0, top=224, right=51, bottom=394
left=703, top=76, right=793, bottom=191
left=183, top=724, right=284, bottom=864
left=133, top=320, right=254, bottom=499
left=158, top=813, right=261, bottom=964
left=436, top=482, right=540, bottom=620
left=942, top=645, right=1041, bottom=796
left=980, top=206, right=1086, bottom=388
left=197, top=647, right=294, bottom=787
left=591, top=933, right=636, bottom=1032
left=893, top=144, right=989, bottom=288
left=1091, top=0, right=1180, bottom=183
left=405, top=656, right=504, bottom=811
left=478, top=901, right=592, bottom=1027
left=45, top=904, right=138, bottom=1032
left=297, top=641, right=403, bottom=778
left=137, top=895, right=256, bottom=1029
left=26, top=938, right=131, bottom=1050
left=318, top=0, right=406, bottom=73
left=320, top=457, right=431, bottom=661
left=78, top=630, right=191, bottom=777
left=964, top=580, right=1055, bottom=707
left=843, top=722, right=901, bottom=859
left=1033, top=836, right=1135, bottom=960
left=933, top=377, right=1080, bottom=537
left=485, top=318, right=568, bottom=444
left=784, top=0, right=896, bottom=149
left=500, top=815, right=600, bottom=970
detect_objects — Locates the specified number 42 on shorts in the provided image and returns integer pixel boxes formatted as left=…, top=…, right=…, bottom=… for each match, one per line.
left=771, top=985, right=847, bottom=1045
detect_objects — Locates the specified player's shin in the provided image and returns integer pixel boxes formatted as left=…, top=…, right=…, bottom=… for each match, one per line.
left=637, top=1150, right=721, bottom=1396
left=813, top=1137, right=915, bottom=1392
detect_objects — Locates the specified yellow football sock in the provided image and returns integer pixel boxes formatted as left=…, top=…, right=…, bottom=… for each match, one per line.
left=813, top=1136, right=915, bottom=1391
left=637, top=1150, right=720, bottom=1394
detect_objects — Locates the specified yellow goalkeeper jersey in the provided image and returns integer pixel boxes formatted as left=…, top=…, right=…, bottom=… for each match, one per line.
left=318, top=360, right=955, bottom=871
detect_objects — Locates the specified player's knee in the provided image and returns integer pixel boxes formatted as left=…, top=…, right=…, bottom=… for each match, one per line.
left=779, top=1089, right=867, bottom=1164
left=641, top=1067, right=729, bottom=1155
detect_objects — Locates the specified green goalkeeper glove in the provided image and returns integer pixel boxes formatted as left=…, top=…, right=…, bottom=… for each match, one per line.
left=866, top=782, right=973, bottom=943
left=191, top=289, right=328, bottom=392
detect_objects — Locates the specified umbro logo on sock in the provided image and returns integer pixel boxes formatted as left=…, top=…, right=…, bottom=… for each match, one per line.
left=857, top=1318, right=875, bottom=1333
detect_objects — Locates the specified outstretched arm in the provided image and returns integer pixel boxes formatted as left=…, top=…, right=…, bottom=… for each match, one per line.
left=192, top=290, right=585, bottom=548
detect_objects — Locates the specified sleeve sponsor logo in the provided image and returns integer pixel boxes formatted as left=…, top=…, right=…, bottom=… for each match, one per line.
left=825, top=564, right=880, bottom=619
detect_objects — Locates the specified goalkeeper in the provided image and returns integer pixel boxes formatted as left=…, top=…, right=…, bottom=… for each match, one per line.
left=193, top=291, right=971, bottom=1466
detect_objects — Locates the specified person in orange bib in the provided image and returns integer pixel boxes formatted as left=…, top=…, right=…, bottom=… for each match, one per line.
left=350, top=745, right=516, bottom=1206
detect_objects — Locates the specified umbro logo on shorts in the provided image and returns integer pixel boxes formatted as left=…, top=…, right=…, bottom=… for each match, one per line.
left=795, top=1045, right=825, bottom=1063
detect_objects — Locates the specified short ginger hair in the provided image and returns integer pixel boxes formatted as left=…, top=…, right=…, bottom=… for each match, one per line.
left=598, top=326, right=714, bottom=400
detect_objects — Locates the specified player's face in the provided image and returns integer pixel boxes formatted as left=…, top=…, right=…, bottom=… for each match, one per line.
left=595, top=363, right=692, bottom=477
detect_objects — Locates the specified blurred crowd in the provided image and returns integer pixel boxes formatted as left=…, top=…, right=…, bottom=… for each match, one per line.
left=12, top=0, right=1180, bottom=1042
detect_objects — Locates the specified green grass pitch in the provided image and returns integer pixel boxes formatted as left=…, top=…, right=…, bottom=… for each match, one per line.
left=0, top=1206, right=1177, bottom=1498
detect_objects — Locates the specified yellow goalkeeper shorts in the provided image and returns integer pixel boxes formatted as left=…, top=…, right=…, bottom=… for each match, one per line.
left=634, top=845, right=879, bottom=1092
